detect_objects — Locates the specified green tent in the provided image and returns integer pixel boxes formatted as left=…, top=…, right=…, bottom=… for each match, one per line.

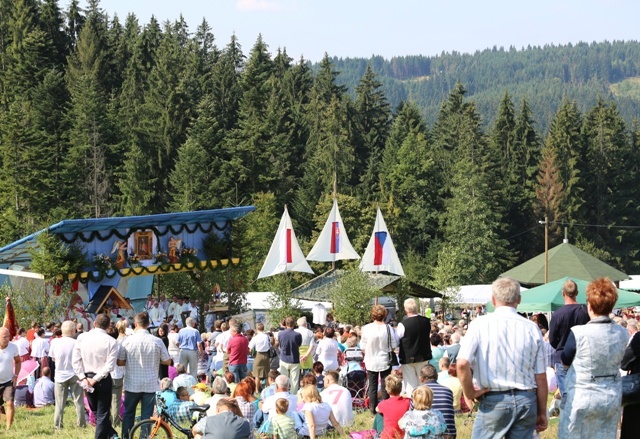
left=500, top=242, right=628, bottom=285
left=486, top=277, right=640, bottom=312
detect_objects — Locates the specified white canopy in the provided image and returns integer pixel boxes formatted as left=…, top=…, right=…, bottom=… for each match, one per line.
left=446, top=284, right=528, bottom=304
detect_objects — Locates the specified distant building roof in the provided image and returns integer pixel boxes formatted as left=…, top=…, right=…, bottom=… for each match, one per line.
left=291, top=269, right=441, bottom=302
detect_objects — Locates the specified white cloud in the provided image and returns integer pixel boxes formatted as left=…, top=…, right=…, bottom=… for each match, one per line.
left=236, top=0, right=283, bottom=12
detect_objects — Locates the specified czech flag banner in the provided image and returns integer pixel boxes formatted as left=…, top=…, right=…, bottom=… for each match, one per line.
left=307, top=198, right=360, bottom=262
left=360, top=208, right=404, bottom=276
left=258, top=206, right=314, bottom=279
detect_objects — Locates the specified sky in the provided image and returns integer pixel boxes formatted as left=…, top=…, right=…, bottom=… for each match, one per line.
left=74, top=0, right=640, bottom=63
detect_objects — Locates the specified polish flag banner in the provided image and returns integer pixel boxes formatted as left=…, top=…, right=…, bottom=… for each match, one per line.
left=360, top=208, right=404, bottom=276
left=258, top=206, right=313, bottom=279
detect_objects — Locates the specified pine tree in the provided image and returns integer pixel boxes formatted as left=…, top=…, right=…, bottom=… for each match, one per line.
left=437, top=158, right=511, bottom=284
left=381, top=102, right=439, bottom=254
left=65, top=19, right=113, bottom=217
left=168, top=138, right=211, bottom=212
left=545, top=99, right=585, bottom=227
left=581, top=98, right=636, bottom=267
left=352, top=65, right=391, bottom=200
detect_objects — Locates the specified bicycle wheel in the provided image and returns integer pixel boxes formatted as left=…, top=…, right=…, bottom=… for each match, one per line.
left=128, top=419, right=173, bottom=439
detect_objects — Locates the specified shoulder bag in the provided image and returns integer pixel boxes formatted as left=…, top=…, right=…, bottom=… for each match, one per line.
left=386, top=324, right=399, bottom=367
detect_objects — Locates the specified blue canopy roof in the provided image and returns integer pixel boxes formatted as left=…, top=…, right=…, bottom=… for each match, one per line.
left=0, top=207, right=255, bottom=266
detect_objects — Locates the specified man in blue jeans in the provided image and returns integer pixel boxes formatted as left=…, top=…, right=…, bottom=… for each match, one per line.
left=548, top=278, right=590, bottom=397
left=118, top=312, right=172, bottom=439
left=457, top=277, right=548, bottom=439
left=227, top=324, right=249, bottom=383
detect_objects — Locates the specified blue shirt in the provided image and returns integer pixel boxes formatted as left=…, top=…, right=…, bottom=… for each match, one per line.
left=277, top=329, right=302, bottom=364
left=177, top=326, right=202, bottom=350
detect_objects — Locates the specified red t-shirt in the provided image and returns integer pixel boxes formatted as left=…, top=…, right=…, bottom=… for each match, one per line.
left=227, top=333, right=249, bottom=365
left=26, top=328, right=36, bottom=342
left=377, top=396, right=411, bottom=439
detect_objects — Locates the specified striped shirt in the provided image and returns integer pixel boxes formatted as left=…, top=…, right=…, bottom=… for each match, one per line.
left=458, top=306, right=546, bottom=391
left=412, top=382, right=456, bottom=436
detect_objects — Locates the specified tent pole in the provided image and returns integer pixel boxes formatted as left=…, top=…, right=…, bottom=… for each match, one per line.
left=544, top=215, right=549, bottom=283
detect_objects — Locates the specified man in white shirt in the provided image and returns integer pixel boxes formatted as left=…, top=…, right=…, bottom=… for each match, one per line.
left=50, top=320, right=86, bottom=429
left=189, top=299, right=200, bottom=324
left=295, top=317, right=315, bottom=372
left=458, top=277, right=548, bottom=438
left=158, top=294, right=170, bottom=313
left=0, top=327, right=21, bottom=430
left=167, top=296, right=182, bottom=327
left=72, top=314, right=118, bottom=439
left=33, top=366, right=55, bottom=407
left=149, top=301, right=165, bottom=328
left=13, top=328, right=30, bottom=361
left=260, top=375, right=299, bottom=427
left=320, top=370, right=354, bottom=427
left=117, top=311, right=172, bottom=439
left=248, top=323, right=271, bottom=390
left=31, top=328, right=49, bottom=379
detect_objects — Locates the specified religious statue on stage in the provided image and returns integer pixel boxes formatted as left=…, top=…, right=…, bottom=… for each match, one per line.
left=111, top=240, right=128, bottom=269
left=168, top=236, right=182, bottom=264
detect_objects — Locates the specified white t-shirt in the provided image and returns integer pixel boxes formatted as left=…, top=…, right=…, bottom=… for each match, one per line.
left=312, top=304, right=327, bottom=325
left=49, top=336, right=77, bottom=382
left=298, top=402, right=333, bottom=436
left=0, top=342, right=19, bottom=383
left=31, top=336, right=49, bottom=358
left=316, top=338, right=340, bottom=371
left=262, top=391, right=298, bottom=419
left=320, top=383, right=353, bottom=426
left=295, top=327, right=315, bottom=347
left=14, top=337, right=30, bottom=356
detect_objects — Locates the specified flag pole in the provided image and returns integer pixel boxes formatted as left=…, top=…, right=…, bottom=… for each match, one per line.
left=332, top=173, right=337, bottom=271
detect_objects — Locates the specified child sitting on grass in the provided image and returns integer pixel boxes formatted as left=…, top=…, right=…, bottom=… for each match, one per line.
left=398, top=386, right=447, bottom=438
left=270, top=398, right=297, bottom=439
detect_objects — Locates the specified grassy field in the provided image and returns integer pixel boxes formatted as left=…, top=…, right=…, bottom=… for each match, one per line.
left=2, top=403, right=559, bottom=439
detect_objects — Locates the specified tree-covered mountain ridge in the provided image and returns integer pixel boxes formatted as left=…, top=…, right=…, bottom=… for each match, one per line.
left=324, top=40, right=640, bottom=131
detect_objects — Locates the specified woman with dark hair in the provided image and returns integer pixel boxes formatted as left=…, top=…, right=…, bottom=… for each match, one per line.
left=558, top=278, right=629, bottom=438
left=361, top=304, right=397, bottom=415
left=428, top=333, right=444, bottom=368
left=156, top=323, right=170, bottom=379
left=315, top=327, right=340, bottom=371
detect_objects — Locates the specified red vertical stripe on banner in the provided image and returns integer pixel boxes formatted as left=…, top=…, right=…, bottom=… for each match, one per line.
left=286, top=229, right=293, bottom=263
left=331, top=222, right=340, bottom=253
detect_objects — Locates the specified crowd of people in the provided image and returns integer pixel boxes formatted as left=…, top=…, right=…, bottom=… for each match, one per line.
left=1, top=278, right=640, bottom=438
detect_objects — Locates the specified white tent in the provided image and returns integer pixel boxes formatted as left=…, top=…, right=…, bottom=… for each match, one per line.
left=446, top=284, right=528, bottom=304
left=245, top=292, right=332, bottom=311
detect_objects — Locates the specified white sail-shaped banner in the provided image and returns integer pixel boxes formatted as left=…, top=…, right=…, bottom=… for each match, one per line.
left=258, top=206, right=314, bottom=279
left=306, top=199, right=360, bottom=262
left=359, top=207, right=404, bottom=276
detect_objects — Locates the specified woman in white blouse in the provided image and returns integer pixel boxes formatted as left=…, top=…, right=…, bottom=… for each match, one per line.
left=360, top=304, right=398, bottom=415
left=315, top=327, right=340, bottom=372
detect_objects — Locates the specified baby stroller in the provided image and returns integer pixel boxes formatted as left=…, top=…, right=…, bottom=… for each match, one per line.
left=345, top=370, right=368, bottom=412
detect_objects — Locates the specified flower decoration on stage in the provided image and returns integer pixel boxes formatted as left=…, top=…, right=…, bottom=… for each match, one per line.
left=127, top=253, right=142, bottom=267
left=179, top=247, right=199, bottom=264
left=154, top=250, right=170, bottom=265
left=93, top=253, right=113, bottom=272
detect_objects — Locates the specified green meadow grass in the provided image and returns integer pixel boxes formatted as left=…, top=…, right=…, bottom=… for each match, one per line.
left=2, top=401, right=559, bottom=439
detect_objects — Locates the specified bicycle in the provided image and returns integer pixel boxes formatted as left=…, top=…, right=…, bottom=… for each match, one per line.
left=128, top=395, right=210, bottom=439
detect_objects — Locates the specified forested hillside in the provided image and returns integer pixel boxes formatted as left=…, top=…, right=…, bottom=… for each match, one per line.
left=328, top=41, right=640, bottom=131
left=1, top=0, right=640, bottom=293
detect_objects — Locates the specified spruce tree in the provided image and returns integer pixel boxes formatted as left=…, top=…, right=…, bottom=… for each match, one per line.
left=352, top=65, right=391, bottom=200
